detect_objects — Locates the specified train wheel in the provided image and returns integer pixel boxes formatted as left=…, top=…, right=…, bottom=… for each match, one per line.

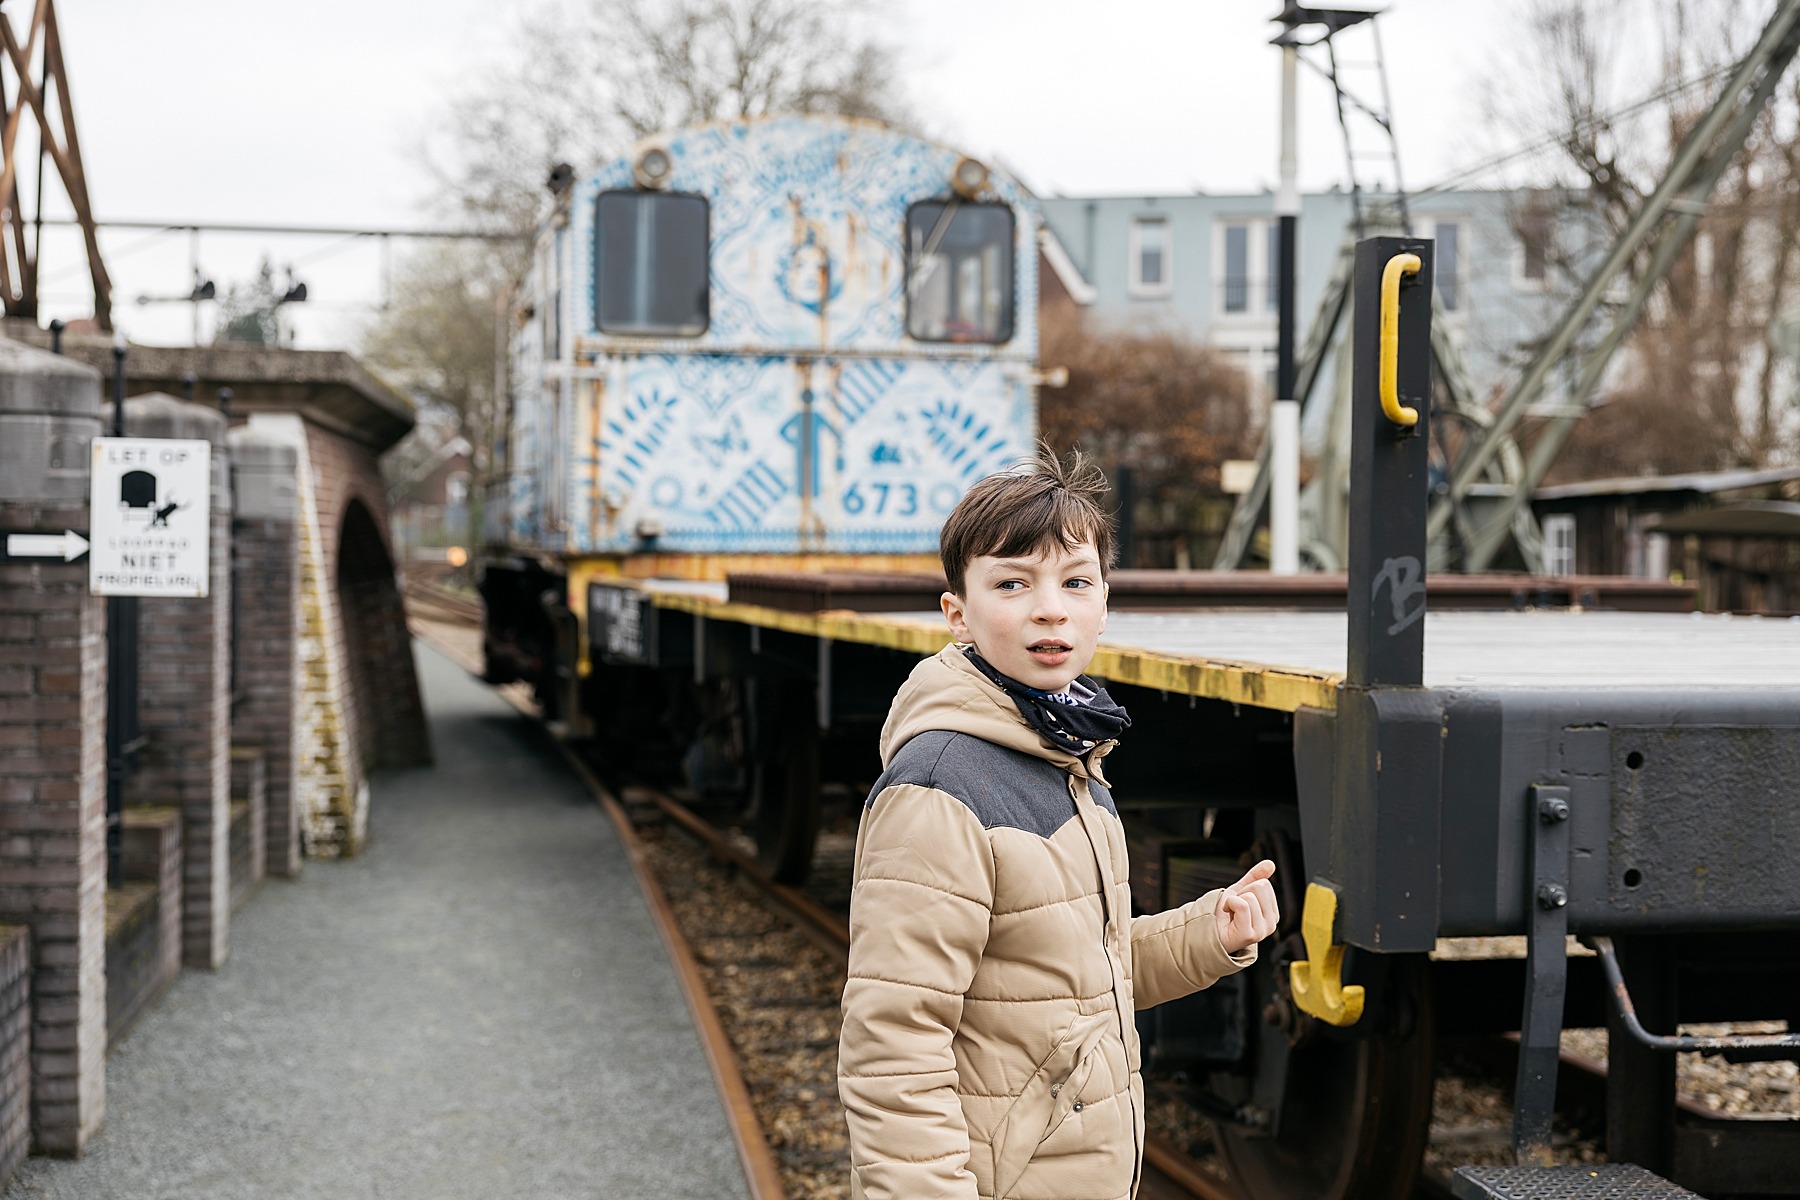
left=1212, top=951, right=1434, bottom=1200
left=751, top=683, right=820, bottom=885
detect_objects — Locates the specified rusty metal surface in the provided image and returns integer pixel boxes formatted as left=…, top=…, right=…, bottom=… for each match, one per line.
left=724, top=569, right=1695, bottom=614
left=0, top=1, right=111, bottom=328
left=1592, top=936, right=1800, bottom=1057
left=1606, top=725, right=1800, bottom=921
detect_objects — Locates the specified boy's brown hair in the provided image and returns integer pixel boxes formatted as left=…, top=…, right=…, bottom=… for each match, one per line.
left=940, top=444, right=1116, bottom=595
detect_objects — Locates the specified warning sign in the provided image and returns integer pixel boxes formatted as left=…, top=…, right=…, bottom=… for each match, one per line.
left=90, top=437, right=211, bottom=597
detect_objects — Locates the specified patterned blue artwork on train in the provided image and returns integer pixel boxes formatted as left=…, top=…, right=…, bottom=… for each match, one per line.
left=507, top=115, right=1041, bottom=555
left=594, top=354, right=1030, bottom=551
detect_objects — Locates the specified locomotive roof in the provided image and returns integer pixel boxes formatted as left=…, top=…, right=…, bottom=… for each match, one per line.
left=572, top=114, right=1039, bottom=209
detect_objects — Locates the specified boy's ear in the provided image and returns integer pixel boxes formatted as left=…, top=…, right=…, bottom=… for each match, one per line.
left=941, top=590, right=971, bottom=642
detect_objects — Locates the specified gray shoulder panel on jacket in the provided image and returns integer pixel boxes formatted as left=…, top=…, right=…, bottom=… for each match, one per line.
left=870, top=730, right=1075, bottom=840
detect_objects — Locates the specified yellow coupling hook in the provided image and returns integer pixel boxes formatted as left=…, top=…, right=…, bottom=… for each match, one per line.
left=1379, top=253, right=1422, bottom=427
left=1288, top=882, right=1366, bottom=1027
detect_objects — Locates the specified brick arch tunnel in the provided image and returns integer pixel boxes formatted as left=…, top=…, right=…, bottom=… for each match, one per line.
left=336, top=499, right=432, bottom=772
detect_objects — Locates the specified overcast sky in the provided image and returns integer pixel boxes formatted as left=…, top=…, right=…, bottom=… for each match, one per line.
left=37, top=1, right=1574, bottom=349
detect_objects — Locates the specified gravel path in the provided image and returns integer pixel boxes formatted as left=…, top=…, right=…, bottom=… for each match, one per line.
left=4, top=644, right=749, bottom=1200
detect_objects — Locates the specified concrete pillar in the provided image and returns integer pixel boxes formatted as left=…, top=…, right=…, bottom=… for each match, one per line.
left=0, top=338, right=108, bottom=1154
left=226, top=429, right=301, bottom=878
left=116, top=394, right=232, bottom=970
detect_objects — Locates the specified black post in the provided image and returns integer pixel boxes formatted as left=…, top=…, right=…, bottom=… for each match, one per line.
left=1345, top=235, right=1434, bottom=687
left=1320, top=235, right=1442, bottom=955
left=1277, top=214, right=1297, bottom=407
left=110, top=337, right=124, bottom=437
left=48, top=318, right=64, bottom=355
left=181, top=370, right=196, bottom=405
left=1113, top=465, right=1135, bottom=569
left=217, top=386, right=233, bottom=419
left=1606, top=936, right=1677, bottom=1174
left=105, top=336, right=133, bottom=889
left=1515, top=784, right=1573, bottom=1163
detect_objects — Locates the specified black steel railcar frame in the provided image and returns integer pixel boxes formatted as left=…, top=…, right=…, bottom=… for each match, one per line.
left=577, top=239, right=1800, bottom=1195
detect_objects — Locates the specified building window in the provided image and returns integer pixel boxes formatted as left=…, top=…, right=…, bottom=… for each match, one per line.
left=1515, top=202, right=1553, bottom=290
left=1222, top=223, right=1250, bottom=313
left=1129, top=217, right=1172, bottom=297
left=1266, top=222, right=1281, bottom=312
left=595, top=190, right=710, bottom=336
left=1435, top=221, right=1461, bottom=311
left=1542, top=512, right=1576, bottom=576
left=905, top=200, right=1015, bottom=343
left=1218, top=219, right=1279, bottom=316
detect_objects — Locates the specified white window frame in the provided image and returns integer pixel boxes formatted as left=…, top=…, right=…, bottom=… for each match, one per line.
left=1420, top=217, right=1467, bottom=314
left=1541, top=512, right=1576, bottom=576
left=1128, top=216, right=1174, bottom=298
left=1213, top=217, right=1277, bottom=321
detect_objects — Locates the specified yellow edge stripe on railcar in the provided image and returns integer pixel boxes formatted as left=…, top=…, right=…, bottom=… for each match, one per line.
left=650, top=593, right=1343, bottom=713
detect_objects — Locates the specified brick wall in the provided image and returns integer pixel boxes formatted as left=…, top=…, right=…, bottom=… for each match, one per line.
left=0, top=925, right=31, bottom=1186
left=228, top=430, right=301, bottom=878
left=234, top=412, right=428, bottom=860
left=0, top=501, right=108, bottom=1155
left=227, top=749, right=265, bottom=912
left=109, top=808, right=181, bottom=1046
left=119, top=397, right=230, bottom=971
left=306, top=427, right=430, bottom=777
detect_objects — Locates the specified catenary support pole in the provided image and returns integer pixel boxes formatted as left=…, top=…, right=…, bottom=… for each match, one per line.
left=1270, top=39, right=1301, bottom=574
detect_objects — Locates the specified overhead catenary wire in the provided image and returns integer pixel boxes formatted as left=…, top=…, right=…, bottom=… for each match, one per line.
left=1412, top=62, right=1737, bottom=198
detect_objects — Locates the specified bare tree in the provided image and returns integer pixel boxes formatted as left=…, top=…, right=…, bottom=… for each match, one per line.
left=1482, top=0, right=1800, bottom=480
left=363, top=241, right=512, bottom=501
left=1038, top=303, right=1256, bottom=568
left=372, top=0, right=909, bottom=512
left=423, top=0, right=910, bottom=236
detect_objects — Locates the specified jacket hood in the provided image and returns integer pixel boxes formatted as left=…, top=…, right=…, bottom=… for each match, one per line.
left=879, top=644, right=1113, bottom=783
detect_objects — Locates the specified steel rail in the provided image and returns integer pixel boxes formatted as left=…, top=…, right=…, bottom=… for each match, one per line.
left=562, top=760, right=790, bottom=1200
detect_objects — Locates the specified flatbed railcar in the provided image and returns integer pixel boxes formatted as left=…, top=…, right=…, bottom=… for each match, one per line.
left=480, top=114, right=1043, bottom=719
left=587, top=562, right=1800, bottom=1200
left=576, top=238, right=1800, bottom=1200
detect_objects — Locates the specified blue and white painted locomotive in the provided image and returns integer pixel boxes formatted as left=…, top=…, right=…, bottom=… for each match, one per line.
left=483, top=114, right=1043, bottom=706
left=498, top=113, right=1038, bottom=558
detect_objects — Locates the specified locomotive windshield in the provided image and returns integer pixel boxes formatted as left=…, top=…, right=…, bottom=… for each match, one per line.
left=595, top=191, right=710, bottom=336
left=905, top=201, right=1014, bottom=343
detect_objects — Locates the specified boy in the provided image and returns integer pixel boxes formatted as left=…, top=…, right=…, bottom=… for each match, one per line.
left=838, top=448, right=1278, bottom=1200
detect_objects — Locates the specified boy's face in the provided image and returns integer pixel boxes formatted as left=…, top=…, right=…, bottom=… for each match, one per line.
left=941, top=539, right=1108, bottom=692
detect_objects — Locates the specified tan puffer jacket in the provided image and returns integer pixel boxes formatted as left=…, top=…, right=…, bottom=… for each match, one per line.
left=838, top=646, right=1255, bottom=1200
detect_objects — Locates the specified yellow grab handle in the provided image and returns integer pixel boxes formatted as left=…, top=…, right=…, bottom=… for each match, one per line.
left=1288, top=882, right=1366, bottom=1027
left=1379, top=253, right=1422, bottom=427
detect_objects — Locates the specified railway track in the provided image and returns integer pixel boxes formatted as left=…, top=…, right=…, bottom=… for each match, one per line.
left=605, top=778, right=1242, bottom=1200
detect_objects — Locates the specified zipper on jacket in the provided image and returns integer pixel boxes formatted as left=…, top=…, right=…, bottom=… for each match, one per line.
left=1069, top=772, right=1143, bottom=1192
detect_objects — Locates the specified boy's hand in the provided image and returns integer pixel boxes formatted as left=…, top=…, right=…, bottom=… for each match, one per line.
left=1215, top=859, right=1278, bottom=954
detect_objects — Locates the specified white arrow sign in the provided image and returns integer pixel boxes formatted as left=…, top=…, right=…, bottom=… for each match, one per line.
left=6, top=531, right=90, bottom=561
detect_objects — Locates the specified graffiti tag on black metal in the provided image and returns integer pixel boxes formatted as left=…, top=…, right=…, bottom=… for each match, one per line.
left=1372, top=555, right=1426, bottom=635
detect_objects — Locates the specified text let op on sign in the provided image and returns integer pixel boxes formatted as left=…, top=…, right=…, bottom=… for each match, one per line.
left=89, top=437, right=211, bottom=598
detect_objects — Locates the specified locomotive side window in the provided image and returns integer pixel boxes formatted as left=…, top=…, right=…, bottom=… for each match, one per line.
left=595, top=191, right=710, bottom=336
left=905, top=201, right=1014, bottom=343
